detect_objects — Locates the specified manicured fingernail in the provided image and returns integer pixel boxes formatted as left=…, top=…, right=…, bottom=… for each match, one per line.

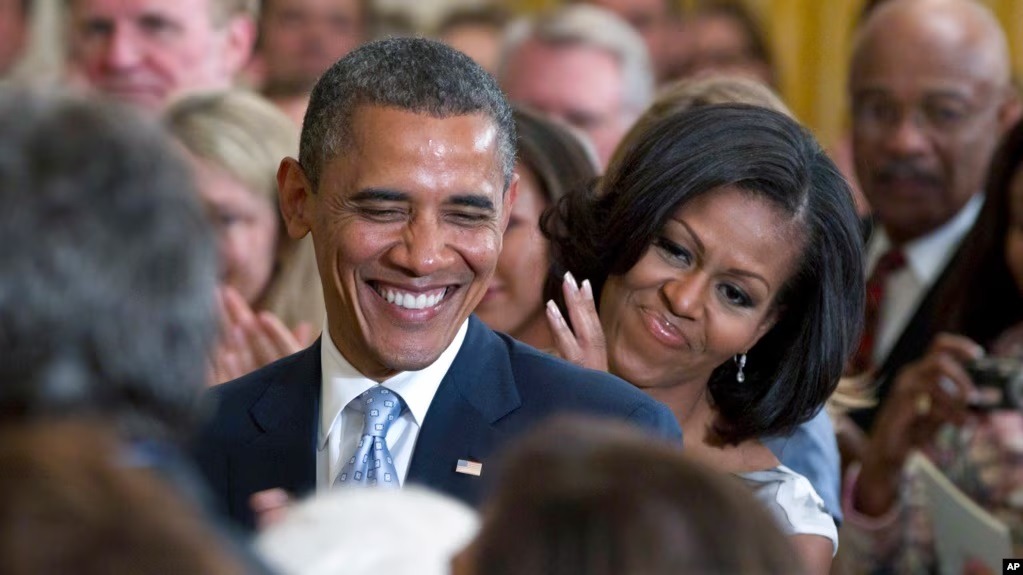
left=581, top=279, right=593, bottom=300
left=564, top=271, right=579, bottom=291
left=938, top=377, right=959, bottom=397
left=546, top=300, right=564, bottom=322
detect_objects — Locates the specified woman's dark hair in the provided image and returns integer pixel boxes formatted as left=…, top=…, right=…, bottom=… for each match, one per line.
left=516, top=107, right=600, bottom=314
left=0, top=420, right=244, bottom=575
left=473, top=416, right=804, bottom=575
left=934, top=119, right=1023, bottom=344
left=544, top=104, right=864, bottom=444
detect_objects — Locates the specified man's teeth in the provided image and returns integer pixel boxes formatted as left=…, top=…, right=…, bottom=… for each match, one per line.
left=378, top=287, right=447, bottom=310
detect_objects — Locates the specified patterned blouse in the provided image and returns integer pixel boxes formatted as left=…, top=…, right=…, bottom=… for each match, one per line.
left=842, top=412, right=1023, bottom=574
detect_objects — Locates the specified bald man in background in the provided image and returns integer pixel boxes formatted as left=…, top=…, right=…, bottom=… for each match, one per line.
left=846, top=0, right=1021, bottom=431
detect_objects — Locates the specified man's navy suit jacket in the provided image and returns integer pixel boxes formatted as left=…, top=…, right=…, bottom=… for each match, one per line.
left=192, top=315, right=683, bottom=529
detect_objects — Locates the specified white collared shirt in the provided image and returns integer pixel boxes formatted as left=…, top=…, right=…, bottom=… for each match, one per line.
left=316, top=319, right=469, bottom=491
left=866, top=194, right=982, bottom=363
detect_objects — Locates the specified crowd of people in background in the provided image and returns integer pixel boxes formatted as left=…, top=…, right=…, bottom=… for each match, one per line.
left=0, top=0, right=1021, bottom=574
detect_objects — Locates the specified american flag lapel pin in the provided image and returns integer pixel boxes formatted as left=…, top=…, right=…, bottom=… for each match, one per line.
left=455, top=459, right=483, bottom=477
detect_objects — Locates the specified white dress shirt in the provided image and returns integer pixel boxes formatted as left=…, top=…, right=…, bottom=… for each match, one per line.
left=316, top=319, right=469, bottom=491
left=866, top=194, right=982, bottom=363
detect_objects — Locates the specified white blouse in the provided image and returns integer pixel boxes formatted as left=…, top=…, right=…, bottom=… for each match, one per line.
left=737, top=464, right=839, bottom=556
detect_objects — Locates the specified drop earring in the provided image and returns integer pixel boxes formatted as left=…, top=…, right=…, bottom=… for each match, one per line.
left=735, top=353, right=747, bottom=383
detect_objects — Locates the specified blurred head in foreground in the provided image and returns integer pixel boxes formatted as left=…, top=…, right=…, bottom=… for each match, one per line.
left=257, top=486, right=478, bottom=575
left=463, top=416, right=803, bottom=575
left=0, top=88, right=217, bottom=442
left=0, top=420, right=243, bottom=575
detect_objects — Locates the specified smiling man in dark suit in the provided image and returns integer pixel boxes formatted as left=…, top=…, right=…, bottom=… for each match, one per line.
left=192, top=37, right=682, bottom=530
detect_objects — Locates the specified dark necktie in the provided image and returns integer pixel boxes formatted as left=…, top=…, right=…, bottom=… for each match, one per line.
left=849, top=248, right=906, bottom=375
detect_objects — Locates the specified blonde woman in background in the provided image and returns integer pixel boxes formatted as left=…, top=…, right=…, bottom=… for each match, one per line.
left=165, top=90, right=323, bottom=384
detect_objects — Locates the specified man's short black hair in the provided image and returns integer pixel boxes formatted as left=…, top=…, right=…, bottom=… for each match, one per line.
left=299, top=36, right=516, bottom=189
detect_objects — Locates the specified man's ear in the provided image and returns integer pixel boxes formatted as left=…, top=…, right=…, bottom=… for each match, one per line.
left=277, top=157, right=314, bottom=239
left=500, top=173, right=519, bottom=234
left=220, top=14, right=257, bottom=78
left=998, top=85, right=1023, bottom=130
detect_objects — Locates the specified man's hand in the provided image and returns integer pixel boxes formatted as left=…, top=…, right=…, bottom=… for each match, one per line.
left=545, top=272, right=608, bottom=371
left=250, top=488, right=292, bottom=531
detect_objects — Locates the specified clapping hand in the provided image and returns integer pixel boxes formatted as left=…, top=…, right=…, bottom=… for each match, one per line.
left=208, top=285, right=316, bottom=386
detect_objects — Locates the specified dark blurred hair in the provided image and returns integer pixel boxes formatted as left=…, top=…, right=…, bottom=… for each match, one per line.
left=935, top=119, right=1023, bottom=344
left=514, top=107, right=600, bottom=307
left=544, top=104, right=864, bottom=444
left=0, top=420, right=243, bottom=575
left=300, top=37, right=515, bottom=189
left=515, top=106, right=598, bottom=206
left=474, top=416, right=804, bottom=575
left=0, top=90, right=217, bottom=442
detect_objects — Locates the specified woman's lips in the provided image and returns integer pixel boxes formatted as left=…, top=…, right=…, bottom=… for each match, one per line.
left=639, top=307, right=688, bottom=349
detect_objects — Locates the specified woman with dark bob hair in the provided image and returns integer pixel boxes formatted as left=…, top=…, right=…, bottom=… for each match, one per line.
left=543, top=104, right=864, bottom=574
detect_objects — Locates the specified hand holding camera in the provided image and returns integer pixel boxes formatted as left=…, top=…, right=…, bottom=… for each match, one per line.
left=964, top=356, right=1023, bottom=411
left=856, top=333, right=982, bottom=517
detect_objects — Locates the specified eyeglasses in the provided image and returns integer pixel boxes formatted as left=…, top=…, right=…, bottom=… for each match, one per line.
left=852, top=94, right=993, bottom=137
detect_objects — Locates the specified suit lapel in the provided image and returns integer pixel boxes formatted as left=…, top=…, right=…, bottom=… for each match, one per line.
left=407, top=316, right=521, bottom=506
left=229, top=341, right=321, bottom=518
left=877, top=242, right=967, bottom=385
left=854, top=241, right=968, bottom=430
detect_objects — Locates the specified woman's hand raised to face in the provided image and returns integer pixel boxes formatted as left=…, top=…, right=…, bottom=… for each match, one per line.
left=855, top=333, right=983, bottom=516
left=207, top=285, right=316, bottom=386
left=545, top=272, right=609, bottom=372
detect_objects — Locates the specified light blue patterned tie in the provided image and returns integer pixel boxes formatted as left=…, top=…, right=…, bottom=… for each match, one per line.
left=335, top=386, right=405, bottom=488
